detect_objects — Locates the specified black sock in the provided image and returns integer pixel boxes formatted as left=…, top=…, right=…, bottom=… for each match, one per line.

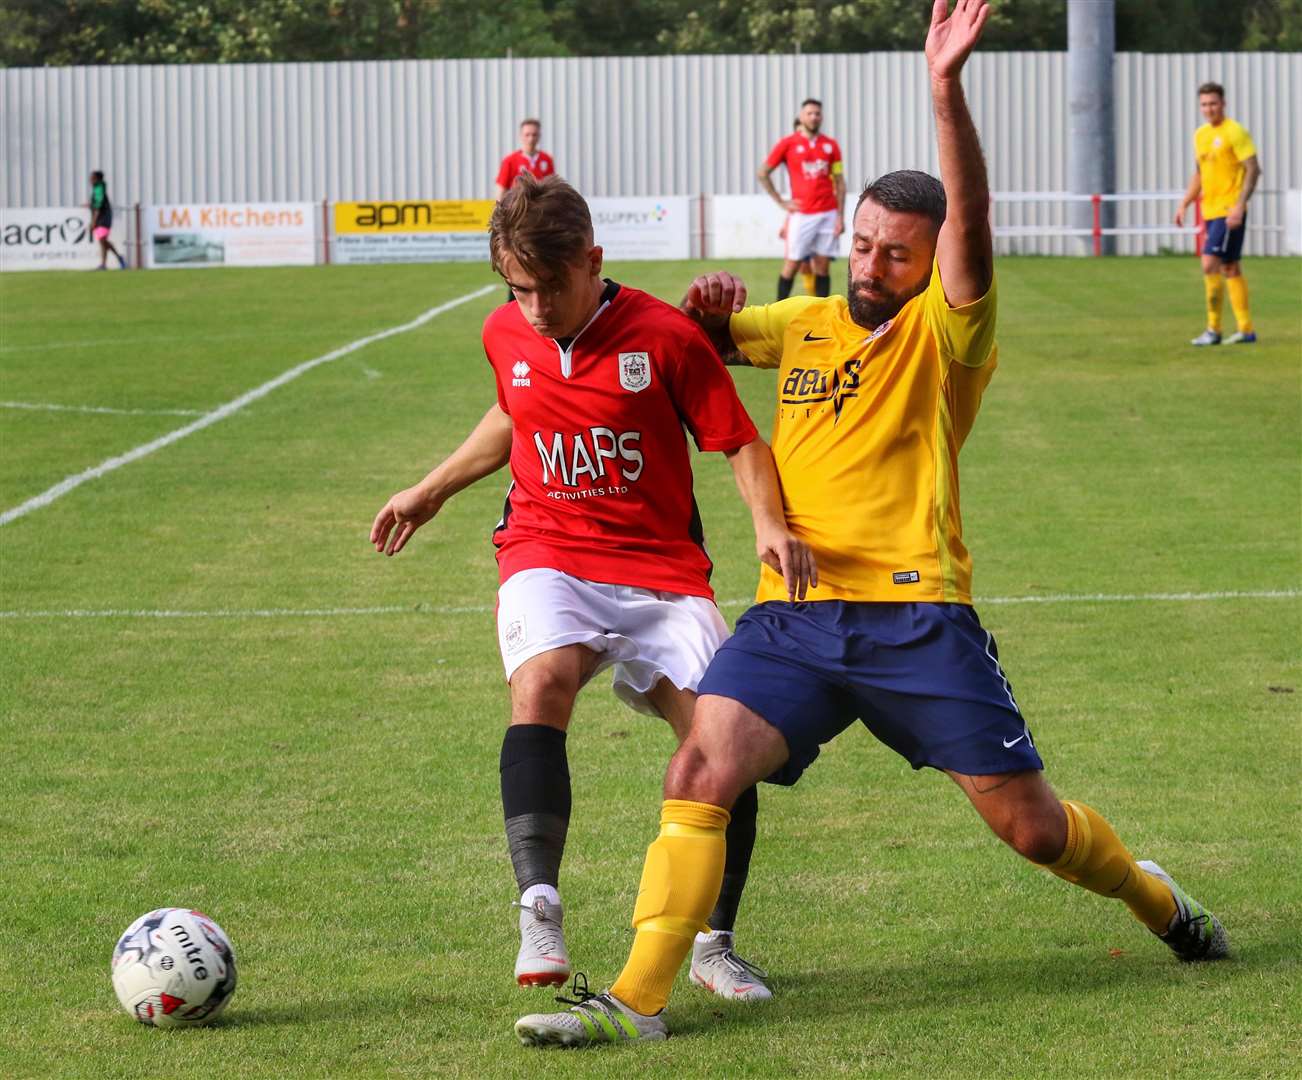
left=814, top=274, right=831, bottom=297
left=777, top=274, right=795, bottom=301
left=707, top=785, right=758, bottom=933
left=500, top=725, right=570, bottom=893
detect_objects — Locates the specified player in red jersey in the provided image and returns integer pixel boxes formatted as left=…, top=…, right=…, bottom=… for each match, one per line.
left=371, top=174, right=815, bottom=1003
left=759, top=98, right=845, bottom=300
left=494, top=119, right=557, bottom=200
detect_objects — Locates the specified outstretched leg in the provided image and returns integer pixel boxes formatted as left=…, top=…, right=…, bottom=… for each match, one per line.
left=950, top=769, right=1228, bottom=960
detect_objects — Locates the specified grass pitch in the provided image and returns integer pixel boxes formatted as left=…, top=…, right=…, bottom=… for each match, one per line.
left=1, top=256, right=1299, bottom=1079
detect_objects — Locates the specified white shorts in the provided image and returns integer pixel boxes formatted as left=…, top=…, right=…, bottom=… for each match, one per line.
left=785, top=209, right=840, bottom=262
left=496, top=568, right=730, bottom=717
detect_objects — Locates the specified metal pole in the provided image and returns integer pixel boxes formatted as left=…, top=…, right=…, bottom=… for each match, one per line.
left=1068, top=0, right=1115, bottom=256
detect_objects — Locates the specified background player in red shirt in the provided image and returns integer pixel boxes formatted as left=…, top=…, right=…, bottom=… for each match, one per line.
left=759, top=98, right=845, bottom=300
left=494, top=119, right=556, bottom=201
left=371, top=175, right=815, bottom=1003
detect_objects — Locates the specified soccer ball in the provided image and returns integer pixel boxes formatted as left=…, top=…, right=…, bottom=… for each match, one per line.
left=110, top=908, right=238, bottom=1026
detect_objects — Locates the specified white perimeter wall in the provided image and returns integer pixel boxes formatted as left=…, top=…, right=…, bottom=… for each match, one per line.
left=3, top=51, right=1299, bottom=254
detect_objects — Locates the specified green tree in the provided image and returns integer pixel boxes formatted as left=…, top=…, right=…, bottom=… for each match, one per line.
left=1, top=0, right=1297, bottom=65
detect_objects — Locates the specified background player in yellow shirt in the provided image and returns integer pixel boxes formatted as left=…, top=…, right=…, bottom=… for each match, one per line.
left=1174, top=81, right=1261, bottom=346
left=513, top=0, right=1229, bottom=1048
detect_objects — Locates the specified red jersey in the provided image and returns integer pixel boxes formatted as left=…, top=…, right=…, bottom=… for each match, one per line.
left=483, top=283, right=759, bottom=599
left=495, top=150, right=556, bottom=189
left=765, top=131, right=843, bottom=214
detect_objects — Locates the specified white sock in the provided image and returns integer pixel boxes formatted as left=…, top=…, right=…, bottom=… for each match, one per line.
left=695, top=928, right=733, bottom=945
left=520, top=883, right=561, bottom=908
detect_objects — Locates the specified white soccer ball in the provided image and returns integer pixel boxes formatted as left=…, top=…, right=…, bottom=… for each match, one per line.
left=110, top=907, right=238, bottom=1027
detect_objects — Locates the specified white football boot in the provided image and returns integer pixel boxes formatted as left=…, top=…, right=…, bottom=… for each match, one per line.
left=689, top=931, right=773, bottom=1002
left=516, top=980, right=667, bottom=1047
left=1137, top=860, right=1230, bottom=961
left=513, top=897, right=571, bottom=988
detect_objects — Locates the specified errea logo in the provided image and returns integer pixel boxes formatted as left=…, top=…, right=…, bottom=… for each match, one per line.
left=512, top=361, right=531, bottom=387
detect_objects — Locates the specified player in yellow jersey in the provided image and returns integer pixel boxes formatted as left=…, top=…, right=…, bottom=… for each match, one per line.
left=513, top=0, right=1229, bottom=1048
left=1174, top=81, right=1261, bottom=346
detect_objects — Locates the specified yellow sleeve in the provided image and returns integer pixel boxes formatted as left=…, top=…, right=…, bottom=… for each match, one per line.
left=1229, top=122, right=1257, bottom=162
left=729, top=296, right=822, bottom=370
left=922, top=263, right=997, bottom=370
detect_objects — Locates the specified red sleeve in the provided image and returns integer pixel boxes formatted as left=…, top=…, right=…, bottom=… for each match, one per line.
left=764, top=136, right=790, bottom=171
left=542, top=152, right=556, bottom=175
left=494, top=154, right=514, bottom=188
left=830, top=138, right=843, bottom=164
left=482, top=317, right=511, bottom=415
left=666, top=323, right=758, bottom=453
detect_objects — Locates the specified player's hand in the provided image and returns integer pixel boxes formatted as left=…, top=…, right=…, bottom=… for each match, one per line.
left=682, top=272, right=748, bottom=318
left=834, top=214, right=845, bottom=237
left=1173, top=206, right=1185, bottom=227
left=1226, top=206, right=1245, bottom=229
left=370, top=484, right=442, bottom=556
left=755, top=521, right=819, bottom=602
left=925, top=0, right=991, bottom=81
left=783, top=199, right=799, bottom=213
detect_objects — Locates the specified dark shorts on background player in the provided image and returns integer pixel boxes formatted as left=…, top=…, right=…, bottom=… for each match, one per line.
left=698, top=600, right=1043, bottom=784
left=1203, top=215, right=1246, bottom=262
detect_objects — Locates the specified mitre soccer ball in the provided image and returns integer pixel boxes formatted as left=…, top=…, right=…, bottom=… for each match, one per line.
left=110, top=908, right=238, bottom=1026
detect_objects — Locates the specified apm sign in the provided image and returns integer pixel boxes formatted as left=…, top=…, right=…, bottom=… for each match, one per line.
left=332, top=200, right=495, bottom=264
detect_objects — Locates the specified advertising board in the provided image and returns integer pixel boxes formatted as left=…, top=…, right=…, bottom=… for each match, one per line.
left=709, top=195, right=851, bottom=259
left=589, top=197, right=692, bottom=261
left=144, top=203, right=316, bottom=268
left=0, top=207, right=129, bottom=271
left=333, top=200, right=494, bottom=264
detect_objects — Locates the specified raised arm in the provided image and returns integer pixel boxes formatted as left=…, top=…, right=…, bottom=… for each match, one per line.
left=370, top=404, right=513, bottom=556
left=723, top=438, right=818, bottom=601
left=926, top=0, right=993, bottom=306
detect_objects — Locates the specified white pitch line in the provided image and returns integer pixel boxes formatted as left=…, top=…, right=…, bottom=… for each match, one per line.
left=978, top=588, right=1302, bottom=605
left=0, top=588, right=1297, bottom=620
left=1, top=400, right=206, bottom=417
left=0, top=284, right=498, bottom=528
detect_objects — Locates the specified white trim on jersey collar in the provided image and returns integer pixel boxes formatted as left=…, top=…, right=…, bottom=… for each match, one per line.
left=554, top=296, right=613, bottom=379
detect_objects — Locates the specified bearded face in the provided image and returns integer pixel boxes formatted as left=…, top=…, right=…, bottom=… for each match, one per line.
left=846, top=265, right=932, bottom=329
left=845, top=199, right=939, bottom=330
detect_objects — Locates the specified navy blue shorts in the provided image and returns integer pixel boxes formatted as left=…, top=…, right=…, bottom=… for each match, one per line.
left=698, top=601, right=1043, bottom=785
left=1203, top=215, right=1246, bottom=263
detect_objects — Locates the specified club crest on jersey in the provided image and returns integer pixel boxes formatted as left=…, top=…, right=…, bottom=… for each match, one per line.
left=512, top=361, right=531, bottom=387
left=618, top=352, right=651, bottom=393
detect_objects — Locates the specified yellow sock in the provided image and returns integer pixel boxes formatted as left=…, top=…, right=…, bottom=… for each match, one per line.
left=1046, top=800, right=1176, bottom=933
left=1226, top=275, right=1253, bottom=333
left=1203, top=274, right=1225, bottom=333
left=609, top=799, right=729, bottom=1015
left=801, top=271, right=816, bottom=295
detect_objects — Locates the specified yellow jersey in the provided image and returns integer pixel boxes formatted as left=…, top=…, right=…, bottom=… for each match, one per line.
left=1195, top=118, right=1256, bottom=220
left=730, top=266, right=996, bottom=605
